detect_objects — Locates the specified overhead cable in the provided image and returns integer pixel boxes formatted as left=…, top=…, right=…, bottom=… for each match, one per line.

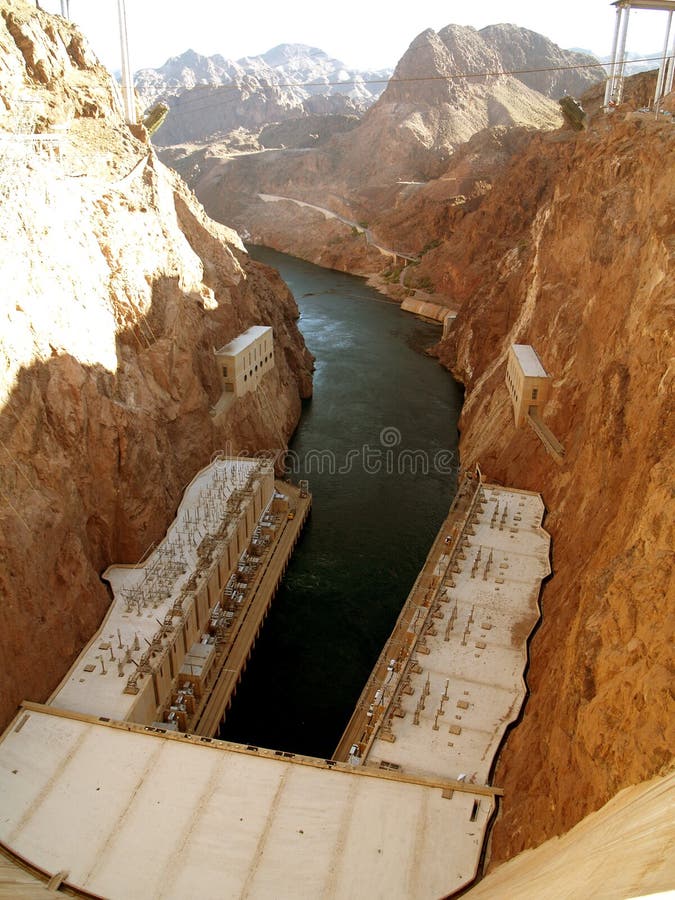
left=140, top=55, right=661, bottom=118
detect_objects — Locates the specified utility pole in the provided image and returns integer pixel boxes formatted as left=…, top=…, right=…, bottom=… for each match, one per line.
left=117, top=0, right=137, bottom=124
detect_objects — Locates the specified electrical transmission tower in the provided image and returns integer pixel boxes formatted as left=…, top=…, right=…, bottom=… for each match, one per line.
left=604, top=0, right=675, bottom=112
left=57, top=0, right=137, bottom=124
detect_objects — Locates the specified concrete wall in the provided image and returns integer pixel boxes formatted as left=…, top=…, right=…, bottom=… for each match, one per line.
left=401, top=297, right=452, bottom=323
left=216, top=328, right=274, bottom=398
left=506, top=347, right=551, bottom=427
left=127, top=469, right=275, bottom=726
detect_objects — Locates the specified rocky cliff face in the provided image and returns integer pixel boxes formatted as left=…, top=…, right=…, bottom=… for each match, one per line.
left=479, top=24, right=602, bottom=99
left=136, top=44, right=391, bottom=111
left=436, top=107, right=674, bottom=861
left=177, top=24, right=564, bottom=281
left=401, top=71, right=661, bottom=299
left=137, top=44, right=390, bottom=148
left=0, top=0, right=313, bottom=731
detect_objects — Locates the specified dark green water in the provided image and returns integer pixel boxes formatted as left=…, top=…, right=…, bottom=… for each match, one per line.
left=219, top=247, right=463, bottom=758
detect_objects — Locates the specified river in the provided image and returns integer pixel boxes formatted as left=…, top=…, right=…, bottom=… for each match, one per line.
left=219, top=247, right=463, bottom=758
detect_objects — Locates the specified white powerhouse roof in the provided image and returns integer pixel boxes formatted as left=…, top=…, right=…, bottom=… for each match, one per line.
left=512, top=344, right=548, bottom=378
left=48, top=457, right=267, bottom=721
left=217, top=325, right=272, bottom=357
left=367, top=487, right=551, bottom=784
left=0, top=708, right=493, bottom=900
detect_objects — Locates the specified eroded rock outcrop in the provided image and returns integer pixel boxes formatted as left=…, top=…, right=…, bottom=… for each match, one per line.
left=436, top=107, right=674, bottom=861
left=0, top=0, right=312, bottom=731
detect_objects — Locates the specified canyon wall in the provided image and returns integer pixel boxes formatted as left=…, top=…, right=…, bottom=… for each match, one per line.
left=436, top=108, right=674, bottom=861
left=0, top=0, right=312, bottom=731
left=173, top=24, right=566, bottom=284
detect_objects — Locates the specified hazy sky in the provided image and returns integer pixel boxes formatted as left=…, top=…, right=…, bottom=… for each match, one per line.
left=40, top=1, right=670, bottom=73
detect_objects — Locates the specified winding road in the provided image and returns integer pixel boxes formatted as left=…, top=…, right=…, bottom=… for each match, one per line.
left=257, top=193, right=419, bottom=263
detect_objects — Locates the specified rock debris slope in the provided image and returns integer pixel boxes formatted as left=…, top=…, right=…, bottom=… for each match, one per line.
left=0, top=0, right=312, bottom=731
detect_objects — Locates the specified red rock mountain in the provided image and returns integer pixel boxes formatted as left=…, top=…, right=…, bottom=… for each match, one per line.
left=0, top=0, right=312, bottom=730
left=435, top=106, right=674, bottom=861
left=336, top=25, right=563, bottom=182
left=170, top=24, right=568, bottom=280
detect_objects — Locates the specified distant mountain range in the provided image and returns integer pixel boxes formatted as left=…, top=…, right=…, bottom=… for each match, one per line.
left=134, top=44, right=392, bottom=111
left=570, top=48, right=662, bottom=76
left=134, top=37, right=660, bottom=131
left=139, top=30, right=603, bottom=149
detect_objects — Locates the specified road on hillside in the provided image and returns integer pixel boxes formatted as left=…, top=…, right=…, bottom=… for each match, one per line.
left=257, top=193, right=418, bottom=262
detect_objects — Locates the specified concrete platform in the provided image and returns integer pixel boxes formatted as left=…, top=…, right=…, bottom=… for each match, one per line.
left=0, top=474, right=550, bottom=899
left=336, top=480, right=550, bottom=789
left=46, top=458, right=307, bottom=736
left=0, top=706, right=494, bottom=900
left=49, top=457, right=271, bottom=723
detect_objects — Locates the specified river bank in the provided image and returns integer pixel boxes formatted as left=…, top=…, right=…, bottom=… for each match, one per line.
left=219, top=247, right=464, bottom=757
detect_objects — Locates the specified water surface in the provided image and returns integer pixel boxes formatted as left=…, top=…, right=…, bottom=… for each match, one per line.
left=220, top=247, right=463, bottom=758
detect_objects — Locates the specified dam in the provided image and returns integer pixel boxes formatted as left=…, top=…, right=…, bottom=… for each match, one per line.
left=220, top=247, right=464, bottom=758
left=0, top=467, right=550, bottom=898
left=47, top=456, right=311, bottom=736
left=0, top=255, right=551, bottom=896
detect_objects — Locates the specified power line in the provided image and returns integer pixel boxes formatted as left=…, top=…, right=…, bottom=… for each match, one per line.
left=142, top=55, right=661, bottom=120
